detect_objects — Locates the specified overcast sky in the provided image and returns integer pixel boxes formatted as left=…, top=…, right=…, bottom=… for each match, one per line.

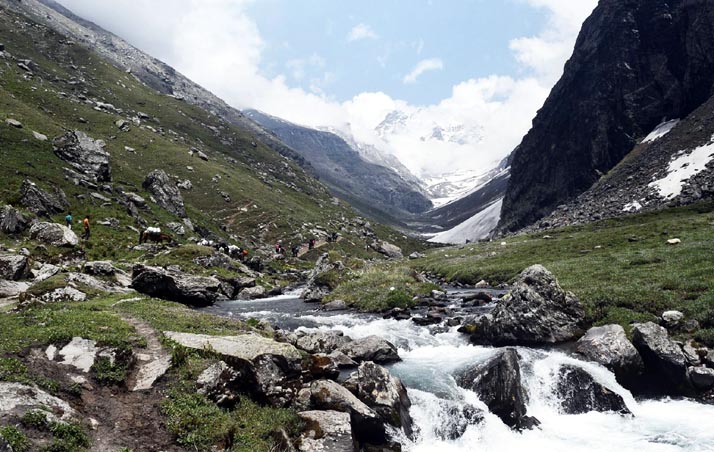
left=56, top=0, right=598, bottom=178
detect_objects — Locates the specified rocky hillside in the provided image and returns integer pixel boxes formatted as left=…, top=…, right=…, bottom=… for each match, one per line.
left=499, top=0, right=714, bottom=232
left=246, top=110, right=433, bottom=223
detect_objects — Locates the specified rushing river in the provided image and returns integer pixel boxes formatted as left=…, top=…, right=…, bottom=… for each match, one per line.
left=202, top=292, right=714, bottom=452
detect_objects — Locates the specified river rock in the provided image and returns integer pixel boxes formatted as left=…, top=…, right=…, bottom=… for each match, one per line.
left=466, top=265, right=585, bottom=346
left=301, top=253, right=345, bottom=303
left=302, top=379, right=386, bottom=445
left=338, top=336, right=400, bottom=364
left=82, top=261, right=116, bottom=276
left=237, top=286, right=266, bottom=300
left=298, top=410, right=355, bottom=452
left=0, top=254, right=30, bottom=281
left=434, top=402, right=484, bottom=440
left=142, top=169, right=187, bottom=218
left=53, top=130, right=111, bottom=182
left=327, top=350, right=358, bottom=368
left=350, top=362, right=414, bottom=438
left=196, top=361, right=241, bottom=408
left=556, top=365, right=631, bottom=415
left=29, top=222, right=79, bottom=247
left=323, top=299, right=348, bottom=311
left=631, top=322, right=690, bottom=394
left=455, top=348, right=539, bottom=430
left=688, top=366, right=714, bottom=391
left=576, top=324, right=644, bottom=386
left=296, top=331, right=351, bottom=354
left=0, top=382, right=78, bottom=421
left=306, top=354, right=340, bottom=381
left=0, top=205, right=29, bottom=234
left=131, top=264, right=220, bottom=306
left=19, top=179, right=68, bottom=217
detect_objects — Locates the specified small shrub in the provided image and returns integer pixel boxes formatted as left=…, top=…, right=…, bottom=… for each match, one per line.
left=21, top=410, right=48, bottom=428
left=0, top=425, right=30, bottom=452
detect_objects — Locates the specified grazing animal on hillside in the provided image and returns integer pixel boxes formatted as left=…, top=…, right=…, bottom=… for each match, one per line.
left=139, top=227, right=173, bottom=244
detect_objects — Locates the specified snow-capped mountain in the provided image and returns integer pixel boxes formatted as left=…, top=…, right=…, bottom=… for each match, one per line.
left=422, top=162, right=509, bottom=208
left=375, top=109, right=483, bottom=147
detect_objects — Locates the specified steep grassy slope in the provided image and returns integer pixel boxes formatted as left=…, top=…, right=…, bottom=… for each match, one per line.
left=0, top=5, right=418, bottom=260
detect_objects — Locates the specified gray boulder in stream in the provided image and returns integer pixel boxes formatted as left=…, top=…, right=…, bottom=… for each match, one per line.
left=466, top=265, right=585, bottom=346
left=556, top=365, right=631, bottom=415
left=455, top=348, right=539, bottom=430
left=337, top=335, right=400, bottom=364
left=631, top=322, right=691, bottom=395
left=576, top=324, right=644, bottom=387
left=296, top=331, right=351, bottom=354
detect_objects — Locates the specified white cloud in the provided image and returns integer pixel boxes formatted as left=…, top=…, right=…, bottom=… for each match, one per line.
left=347, top=23, right=378, bottom=42
left=56, top=0, right=597, bottom=178
left=403, top=58, right=444, bottom=84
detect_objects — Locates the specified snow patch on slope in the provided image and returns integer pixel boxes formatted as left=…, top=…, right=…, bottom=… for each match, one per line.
left=428, top=198, right=503, bottom=244
left=649, top=141, right=714, bottom=199
left=642, top=119, right=679, bottom=143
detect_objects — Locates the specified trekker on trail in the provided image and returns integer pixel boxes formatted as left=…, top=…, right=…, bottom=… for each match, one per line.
left=275, top=241, right=285, bottom=255
left=291, top=245, right=300, bottom=258
left=82, top=215, right=90, bottom=240
left=308, top=238, right=316, bottom=250
left=65, top=212, right=73, bottom=229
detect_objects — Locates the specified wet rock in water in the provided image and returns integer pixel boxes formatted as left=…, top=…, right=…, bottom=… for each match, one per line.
left=53, top=130, right=111, bottom=182
left=688, top=367, right=714, bottom=391
left=434, top=403, right=484, bottom=440
left=82, top=261, right=116, bottom=276
left=301, top=379, right=386, bottom=445
left=323, top=299, right=348, bottom=311
left=0, top=205, right=29, bottom=234
left=576, top=324, right=644, bottom=387
left=455, top=348, right=539, bottom=430
left=196, top=361, right=241, bottom=408
left=327, top=350, right=358, bottom=369
left=556, top=365, right=631, bottom=415
left=296, top=331, right=351, bottom=354
left=372, top=241, right=403, bottom=259
left=350, top=362, right=414, bottom=438
left=19, top=179, right=68, bottom=217
left=131, top=264, right=221, bottom=306
left=297, top=410, right=355, bottom=452
left=237, top=286, right=266, bottom=300
left=337, top=336, right=400, bottom=364
left=631, top=322, right=691, bottom=395
left=466, top=265, right=585, bottom=346
left=306, top=354, right=340, bottom=381
left=301, top=253, right=344, bottom=303
left=142, top=169, right=187, bottom=218
left=463, top=291, right=492, bottom=304
left=0, top=253, right=30, bottom=281
left=29, top=222, right=79, bottom=247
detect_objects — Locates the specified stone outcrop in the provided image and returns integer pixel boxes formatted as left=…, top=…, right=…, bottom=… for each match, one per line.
left=372, top=241, right=403, bottom=259
left=53, top=130, right=111, bottom=182
left=196, top=361, right=241, bottom=408
left=296, top=331, right=351, bottom=354
left=19, top=179, right=68, bottom=217
left=142, top=169, right=186, bottom=218
left=29, top=222, right=79, bottom=247
left=0, top=382, right=78, bottom=422
left=466, top=265, right=585, bottom=346
left=131, top=264, right=220, bottom=306
left=556, top=365, right=631, bottom=415
left=0, top=254, right=30, bottom=281
left=337, top=336, right=400, bottom=364
left=455, top=348, right=539, bottom=430
left=576, top=324, right=644, bottom=387
left=301, top=253, right=344, bottom=303
left=82, top=261, right=116, bottom=276
left=631, top=322, right=691, bottom=395
left=0, top=205, right=29, bottom=234
left=298, top=410, right=355, bottom=452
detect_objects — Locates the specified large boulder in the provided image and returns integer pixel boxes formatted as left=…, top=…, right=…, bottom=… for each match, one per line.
left=131, top=264, right=220, bottom=306
left=338, top=336, right=400, bottom=364
left=29, top=222, right=79, bottom=247
left=296, top=331, right=352, bottom=354
left=82, top=261, right=116, bottom=276
left=349, top=362, right=413, bottom=438
left=556, top=365, right=631, bottom=415
left=631, top=322, right=691, bottom=395
left=576, top=325, right=644, bottom=387
left=298, top=410, right=355, bottom=452
left=455, top=348, right=539, bottom=430
left=142, top=169, right=187, bottom=218
left=306, top=354, right=340, bottom=381
left=300, top=379, right=386, bottom=445
left=688, top=366, right=714, bottom=391
left=467, top=265, right=585, bottom=346
left=0, top=205, right=29, bottom=234
left=53, top=130, right=111, bottom=182
left=372, top=241, right=403, bottom=259
left=164, top=331, right=303, bottom=406
left=19, top=180, right=68, bottom=217
left=301, top=253, right=344, bottom=303
left=0, top=280, right=30, bottom=298
left=0, top=254, right=30, bottom=281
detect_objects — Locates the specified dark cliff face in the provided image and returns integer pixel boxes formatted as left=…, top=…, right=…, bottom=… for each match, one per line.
left=245, top=110, right=433, bottom=219
left=499, top=0, right=714, bottom=232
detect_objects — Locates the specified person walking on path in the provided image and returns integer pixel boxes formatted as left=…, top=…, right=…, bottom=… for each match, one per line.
left=65, top=212, right=73, bottom=229
left=82, top=215, right=90, bottom=240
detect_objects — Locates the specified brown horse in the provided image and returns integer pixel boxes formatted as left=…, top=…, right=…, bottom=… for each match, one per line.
left=139, top=230, right=173, bottom=244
